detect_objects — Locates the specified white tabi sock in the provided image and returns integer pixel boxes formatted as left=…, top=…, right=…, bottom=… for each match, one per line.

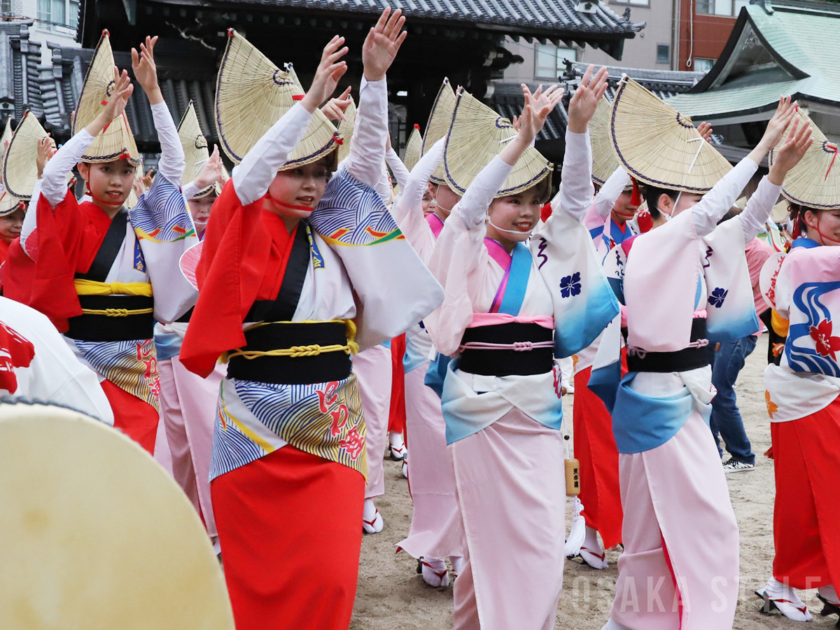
left=580, top=526, right=608, bottom=570
left=763, top=577, right=813, bottom=622
left=389, top=431, right=407, bottom=460
left=363, top=498, right=384, bottom=534
left=420, top=557, right=450, bottom=588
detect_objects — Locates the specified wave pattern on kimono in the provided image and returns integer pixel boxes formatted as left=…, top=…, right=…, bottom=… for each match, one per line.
left=74, top=338, right=161, bottom=410
left=211, top=374, right=366, bottom=481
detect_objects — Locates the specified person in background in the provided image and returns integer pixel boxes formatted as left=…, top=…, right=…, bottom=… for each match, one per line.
left=709, top=206, right=775, bottom=473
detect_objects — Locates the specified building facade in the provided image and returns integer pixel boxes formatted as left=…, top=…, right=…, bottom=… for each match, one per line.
left=1, top=0, right=80, bottom=61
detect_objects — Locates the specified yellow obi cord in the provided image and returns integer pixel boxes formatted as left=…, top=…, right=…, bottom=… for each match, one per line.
left=80, top=307, right=155, bottom=317
left=226, top=319, right=360, bottom=361
left=74, top=279, right=154, bottom=297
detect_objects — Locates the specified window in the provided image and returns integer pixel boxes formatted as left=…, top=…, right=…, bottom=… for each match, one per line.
left=535, top=43, right=577, bottom=80
left=696, top=0, right=748, bottom=16
left=38, top=0, right=78, bottom=29
left=693, top=57, right=716, bottom=72
left=656, top=44, right=670, bottom=65
left=0, top=0, right=11, bottom=14
left=611, top=0, right=650, bottom=5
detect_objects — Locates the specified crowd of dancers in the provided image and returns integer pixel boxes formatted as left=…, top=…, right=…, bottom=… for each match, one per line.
left=0, top=8, right=838, bottom=629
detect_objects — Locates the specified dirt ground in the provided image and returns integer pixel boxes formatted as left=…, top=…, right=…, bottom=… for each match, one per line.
left=350, top=335, right=837, bottom=629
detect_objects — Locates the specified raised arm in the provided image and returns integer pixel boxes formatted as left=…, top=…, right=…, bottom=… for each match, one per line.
left=233, top=36, right=348, bottom=206
left=594, top=166, right=630, bottom=219
left=342, top=9, right=406, bottom=189
left=392, top=137, right=443, bottom=226
left=554, top=66, right=609, bottom=223
left=132, top=36, right=185, bottom=185
left=738, top=113, right=812, bottom=241
left=690, top=96, right=800, bottom=237
left=386, top=145, right=411, bottom=191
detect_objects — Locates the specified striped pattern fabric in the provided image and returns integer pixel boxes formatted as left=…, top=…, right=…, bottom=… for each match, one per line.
left=131, top=175, right=196, bottom=244
left=310, top=169, right=404, bottom=247
left=74, top=339, right=161, bottom=409
left=210, top=374, right=367, bottom=480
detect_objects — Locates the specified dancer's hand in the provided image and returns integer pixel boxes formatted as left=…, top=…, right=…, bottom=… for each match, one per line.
left=362, top=8, right=407, bottom=82
left=132, top=36, right=163, bottom=105
left=697, top=122, right=714, bottom=143
left=769, top=114, right=813, bottom=185
left=321, top=86, right=353, bottom=122
left=517, top=84, right=564, bottom=145
left=568, top=65, right=609, bottom=133
left=36, top=135, right=56, bottom=178
left=88, top=67, right=133, bottom=137
left=194, top=145, right=223, bottom=191
left=301, top=36, right=348, bottom=114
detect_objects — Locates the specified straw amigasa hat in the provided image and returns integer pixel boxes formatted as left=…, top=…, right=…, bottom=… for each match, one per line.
left=0, top=116, right=12, bottom=188
left=422, top=78, right=456, bottom=185
left=590, top=96, right=628, bottom=189
left=0, top=401, right=234, bottom=629
left=771, top=199, right=789, bottom=223
left=335, top=97, right=356, bottom=163
left=178, top=101, right=227, bottom=198
left=73, top=30, right=141, bottom=166
left=443, top=88, right=552, bottom=198
left=404, top=124, right=422, bottom=172
left=611, top=78, right=731, bottom=194
left=3, top=111, right=48, bottom=203
left=769, top=110, right=840, bottom=210
left=215, top=29, right=339, bottom=168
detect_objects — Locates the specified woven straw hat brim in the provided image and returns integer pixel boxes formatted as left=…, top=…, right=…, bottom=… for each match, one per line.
left=178, top=101, right=213, bottom=189
left=771, top=199, right=789, bottom=223
left=2, top=111, right=47, bottom=200
left=0, top=116, right=12, bottom=186
left=770, top=110, right=840, bottom=210
left=591, top=96, right=621, bottom=186
left=336, top=97, right=356, bottom=163
left=73, top=31, right=141, bottom=166
left=423, top=79, right=456, bottom=185
left=404, top=126, right=422, bottom=172
left=610, top=79, right=731, bottom=194
left=0, top=191, right=25, bottom=216
left=443, top=89, right=551, bottom=198
left=215, top=30, right=338, bottom=169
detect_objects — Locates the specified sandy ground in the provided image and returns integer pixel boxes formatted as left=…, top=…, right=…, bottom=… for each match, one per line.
left=350, top=335, right=838, bottom=629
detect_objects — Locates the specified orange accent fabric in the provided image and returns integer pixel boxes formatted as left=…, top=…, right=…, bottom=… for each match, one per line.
left=100, top=378, right=158, bottom=454
left=5, top=190, right=113, bottom=332
left=388, top=334, right=407, bottom=435
left=771, top=395, right=840, bottom=590
left=211, top=445, right=364, bottom=630
left=181, top=180, right=297, bottom=378
left=572, top=355, right=627, bottom=549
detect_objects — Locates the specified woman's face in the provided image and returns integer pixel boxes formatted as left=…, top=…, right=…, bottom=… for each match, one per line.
left=434, top=184, right=461, bottom=220
left=79, top=159, right=135, bottom=209
left=487, top=188, right=543, bottom=246
left=805, top=209, right=840, bottom=246
left=611, top=190, right=638, bottom=224
left=422, top=183, right=436, bottom=216
left=188, top=193, right=217, bottom=231
left=0, top=207, right=25, bottom=243
left=265, top=160, right=331, bottom=220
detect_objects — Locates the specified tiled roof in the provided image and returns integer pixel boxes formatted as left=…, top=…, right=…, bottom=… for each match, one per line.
left=667, top=3, right=840, bottom=119
left=493, top=63, right=702, bottom=142
left=177, top=0, right=641, bottom=38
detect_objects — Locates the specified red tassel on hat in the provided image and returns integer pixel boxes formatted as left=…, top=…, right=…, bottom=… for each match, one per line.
left=630, top=177, right=642, bottom=207
left=292, top=94, right=304, bottom=101
left=414, top=124, right=420, bottom=130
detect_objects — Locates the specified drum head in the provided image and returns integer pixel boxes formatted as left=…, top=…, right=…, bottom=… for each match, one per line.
left=0, top=402, right=234, bottom=630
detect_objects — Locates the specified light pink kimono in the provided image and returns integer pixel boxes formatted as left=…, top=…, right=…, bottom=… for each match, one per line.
left=607, top=161, right=782, bottom=630
left=391, top=139, right=465, bottom=561
left=425, top=129, right=598, bottom=630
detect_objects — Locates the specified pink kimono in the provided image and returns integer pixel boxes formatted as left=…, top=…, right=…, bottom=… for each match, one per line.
left=426, top=129, right=619, bottom=629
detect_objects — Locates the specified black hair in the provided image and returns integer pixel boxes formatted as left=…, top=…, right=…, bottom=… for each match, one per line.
left=642, top=185, right=679, bottom=220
